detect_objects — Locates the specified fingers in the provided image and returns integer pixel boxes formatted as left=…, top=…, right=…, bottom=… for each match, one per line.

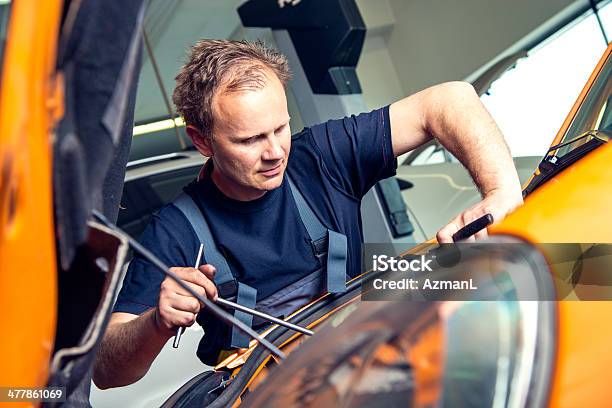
left=157, top=265, right=219, bottom=332
left=161, top=275, right=206, bottom=299
left=463, top=235, right=477, bottom=242
left=199, top=264, right=216, bottom=281
left=171, top=310, right=197, bottom=327
left=156, top=305, right=197, bottom=329
left=436, top=220, right=458, bottom=244
left=474, top=227, right=489, bottom=240
left=437, top=210, right=487, bottom=243
left=169, top=266, right=218, bottom=301
left=437, top=186, right=523, bottom=243
left=171, top=293, right=201, bottom=314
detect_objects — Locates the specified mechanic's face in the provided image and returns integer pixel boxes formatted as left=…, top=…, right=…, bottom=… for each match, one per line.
left=189, top=71, right=291, bottom=201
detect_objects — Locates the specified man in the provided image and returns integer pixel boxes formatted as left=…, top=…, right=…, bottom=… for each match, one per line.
left=93, top=40, right=522, bottom=388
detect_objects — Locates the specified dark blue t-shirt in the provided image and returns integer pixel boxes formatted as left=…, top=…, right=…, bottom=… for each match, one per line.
left=114, top=106, right=396, bottom=339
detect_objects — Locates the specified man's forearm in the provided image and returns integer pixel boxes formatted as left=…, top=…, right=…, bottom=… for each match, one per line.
left=390, top=81, right=523, bottom=241
left=93, top=308, right=172, bottom=389
left=424, top=81, right=521, bottom=196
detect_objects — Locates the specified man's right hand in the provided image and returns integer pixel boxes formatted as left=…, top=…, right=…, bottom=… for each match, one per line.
left=154, top=264, right=218, bottom=335
left=94, top=265, right=217, bottom=389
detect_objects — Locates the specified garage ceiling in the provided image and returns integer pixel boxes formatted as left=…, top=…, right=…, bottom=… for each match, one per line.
left=134, top=0, right=605, bottom=124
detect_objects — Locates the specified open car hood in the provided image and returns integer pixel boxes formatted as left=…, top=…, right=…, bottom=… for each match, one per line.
left=0, top=0, right=147, bottom=404
left=49, top=0, right=147, bottom=404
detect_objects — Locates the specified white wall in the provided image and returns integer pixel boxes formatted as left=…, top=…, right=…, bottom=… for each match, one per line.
left=356, top=0, right=405, bottom=110
left=383, top=0, right=579, bottom=95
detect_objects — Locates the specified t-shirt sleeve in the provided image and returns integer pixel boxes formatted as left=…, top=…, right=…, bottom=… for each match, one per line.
left=308, top=105, right=397, bottom=199
left=113, top=205, right=198, bottom=315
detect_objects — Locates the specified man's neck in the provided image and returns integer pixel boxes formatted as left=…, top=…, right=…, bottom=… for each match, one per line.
left=210, top=167, right=267, bottom=202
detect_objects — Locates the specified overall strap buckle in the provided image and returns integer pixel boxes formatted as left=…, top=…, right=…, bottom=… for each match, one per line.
left=287, top=176, right=348, bottom=294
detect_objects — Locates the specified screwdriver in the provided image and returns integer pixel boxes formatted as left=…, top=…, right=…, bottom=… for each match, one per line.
left=173, top=246, right=314, bottom=349
left=173, top=243, right=204, bottom=348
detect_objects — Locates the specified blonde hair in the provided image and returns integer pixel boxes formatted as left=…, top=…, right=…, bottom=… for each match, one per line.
left=172, top=39, right=292, bottom=140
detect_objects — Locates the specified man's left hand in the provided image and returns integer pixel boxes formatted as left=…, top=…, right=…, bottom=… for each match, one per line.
left=436, top=187, right=523, bottom=243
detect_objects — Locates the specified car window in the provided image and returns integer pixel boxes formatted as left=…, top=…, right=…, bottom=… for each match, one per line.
left=557, top=52, right=612, bottom=156
left=480, top=4, right=611, bottom=158
left=409, top=144, right=446, bottom=166
left=400, top=141, right=459, bottom=167
left=118, top=165, right=201, bottom=238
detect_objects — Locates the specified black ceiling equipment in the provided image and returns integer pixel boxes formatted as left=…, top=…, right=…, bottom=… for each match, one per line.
left=238, top=0, right=365, bottom=95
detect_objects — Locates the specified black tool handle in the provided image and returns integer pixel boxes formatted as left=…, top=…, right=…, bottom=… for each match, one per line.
left=452, top=213, right=494, bottom=242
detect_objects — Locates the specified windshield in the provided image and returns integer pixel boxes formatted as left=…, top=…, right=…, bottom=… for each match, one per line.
left=555, top=51, right=612, bottom=157
left=523, top=49, right=612, bottom=196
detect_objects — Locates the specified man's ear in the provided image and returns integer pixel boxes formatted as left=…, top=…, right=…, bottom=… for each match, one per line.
left=186, top=125, right=213, bottom=157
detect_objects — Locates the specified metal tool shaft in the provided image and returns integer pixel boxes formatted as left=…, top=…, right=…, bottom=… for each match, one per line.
left=173, top=244, right=204, bottom=348
left=216, top=298, right=314, bottom=336
left=92, top=210, right=285, bottom=359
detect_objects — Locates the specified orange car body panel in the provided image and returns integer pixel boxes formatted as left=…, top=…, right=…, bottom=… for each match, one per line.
left=491, top=44, right=612, bottom=408
left=0, top=0, right=63, bottom=394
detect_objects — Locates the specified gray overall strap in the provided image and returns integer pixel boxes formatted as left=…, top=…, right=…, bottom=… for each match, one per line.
left=230, top=284, right=257, bottom=347
left=173, top=193, right=234, bottom=287
left=287, top=177, right=347, bottom=293
left=173, top=193, right=255, bottom=348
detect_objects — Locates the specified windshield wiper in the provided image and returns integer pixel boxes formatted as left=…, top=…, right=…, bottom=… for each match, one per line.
left=523, top=130, right=609, bottom=196
left=546, top=130, right=609, bottom=154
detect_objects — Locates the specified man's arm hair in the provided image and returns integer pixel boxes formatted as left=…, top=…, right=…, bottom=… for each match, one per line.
left=93, top=309, right=173, bottom=389
left=389, top=81, right=523, bottom=242
left=389, top=81, right=520, bottom=197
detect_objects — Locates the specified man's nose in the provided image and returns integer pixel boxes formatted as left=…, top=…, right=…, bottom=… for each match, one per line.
left=262, top=135, right=284, bottom=161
